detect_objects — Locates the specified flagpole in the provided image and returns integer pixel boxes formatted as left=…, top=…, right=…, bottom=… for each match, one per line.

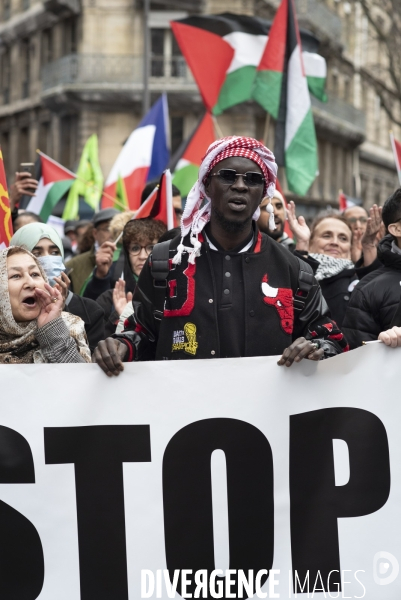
left=212, top=115, right=224, bottom=139
left=389, top=131, right=401, bottom=185
left=263, top=113, right=271, bottom=146
left=142, top=0, right=150, bottom=115
left=36, top=149, right=128, bottom=212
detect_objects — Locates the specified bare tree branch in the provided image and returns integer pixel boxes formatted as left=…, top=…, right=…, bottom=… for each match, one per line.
left=353, top=0, right=401, bottom=126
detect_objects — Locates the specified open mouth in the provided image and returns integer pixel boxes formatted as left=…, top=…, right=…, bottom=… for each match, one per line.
left=22, top=296, right=37, bottom=307
left=228, top=199, right=247, bottom=212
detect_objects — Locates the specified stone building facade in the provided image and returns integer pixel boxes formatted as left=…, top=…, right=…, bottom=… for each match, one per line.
left=0, top=0, right=399, bottom=215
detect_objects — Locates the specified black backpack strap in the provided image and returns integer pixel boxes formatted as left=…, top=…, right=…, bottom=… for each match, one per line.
left=150, top=239, right=172, bottom=322
left=294, top=256, right=315, bottom=313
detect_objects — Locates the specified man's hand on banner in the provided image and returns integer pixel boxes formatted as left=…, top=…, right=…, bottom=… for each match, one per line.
left=378, top=326, right=401, bottom=347
left=92, top=338, right=128, bottom=376
left=277, top=337, right=324, bottom=367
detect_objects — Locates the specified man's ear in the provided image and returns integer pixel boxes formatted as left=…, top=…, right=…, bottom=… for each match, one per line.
left=388, top=222, right=401, bottom=237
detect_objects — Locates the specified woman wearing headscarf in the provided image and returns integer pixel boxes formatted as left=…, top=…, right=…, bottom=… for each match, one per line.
left=10, top=223, right=105, bottom=351
left=0, top=246, right=90, bottom=364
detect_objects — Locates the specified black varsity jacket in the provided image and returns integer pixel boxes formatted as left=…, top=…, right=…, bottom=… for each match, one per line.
left=114, top=232, right=349, bottom=361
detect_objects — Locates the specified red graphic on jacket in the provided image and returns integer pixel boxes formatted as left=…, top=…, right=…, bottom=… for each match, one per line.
left=261, top=274, right=294, bottom=334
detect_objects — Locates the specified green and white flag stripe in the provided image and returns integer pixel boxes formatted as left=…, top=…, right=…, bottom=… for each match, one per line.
left=26, top=152, right=76, bottom=223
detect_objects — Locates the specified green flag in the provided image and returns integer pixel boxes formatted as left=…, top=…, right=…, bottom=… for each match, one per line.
left=115, top=174, right=128, bottom=211
left=63, top=134, right=103, bottom=220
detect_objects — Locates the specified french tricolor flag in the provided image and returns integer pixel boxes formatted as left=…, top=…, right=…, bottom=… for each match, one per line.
left=102, top=94, right=170, bottom=210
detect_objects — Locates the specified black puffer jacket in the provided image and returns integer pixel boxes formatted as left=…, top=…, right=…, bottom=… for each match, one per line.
left=342, top=235, right=401, bottom=348
left=294, top=252, right=380, bottom=327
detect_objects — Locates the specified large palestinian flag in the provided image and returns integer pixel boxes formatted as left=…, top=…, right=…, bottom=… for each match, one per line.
left=171, top=13, right=327, bottom=116
left=254, top=0, right=318, bottom=195
left=171, top=112, right=216, bottom=197
left=26, top=152, right=76, bottom=222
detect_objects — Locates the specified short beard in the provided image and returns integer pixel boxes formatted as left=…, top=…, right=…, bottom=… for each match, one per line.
left=267, top=226, right=284, bottom=240
left=212, top=205, right=251, bottom=234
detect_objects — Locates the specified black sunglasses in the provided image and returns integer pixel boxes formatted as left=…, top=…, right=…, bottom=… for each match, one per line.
left=210, top=169, right=265, bottom=187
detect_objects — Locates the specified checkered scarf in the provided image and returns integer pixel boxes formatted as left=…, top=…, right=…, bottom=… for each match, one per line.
left=174, top=137, right=277, bottom=265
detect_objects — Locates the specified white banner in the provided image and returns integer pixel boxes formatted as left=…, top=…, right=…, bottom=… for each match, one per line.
left=0, top=344, right=399, bottom=599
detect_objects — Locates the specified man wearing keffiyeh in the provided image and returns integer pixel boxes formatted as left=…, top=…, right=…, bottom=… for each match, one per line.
left=93, top=137, right=348, bottom=376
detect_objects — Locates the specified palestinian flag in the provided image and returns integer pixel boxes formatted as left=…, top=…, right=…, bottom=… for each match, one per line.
left=254, top=0, right=318, bottom=195
left=0, top=148, right=12, bottom=249
left=27, top=152, right=76, bottom=222
left=171, top=112, right=215, bottom=197
left=171, top=13, right=327, bottom=116
left=171, top=14, right=269, bottom=116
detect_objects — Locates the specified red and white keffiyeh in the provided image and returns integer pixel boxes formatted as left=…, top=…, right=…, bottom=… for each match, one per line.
left=174, top=137, right=278, bottom=265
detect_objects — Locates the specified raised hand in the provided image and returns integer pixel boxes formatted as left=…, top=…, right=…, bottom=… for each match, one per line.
left=53, top=271, right=71, bottom=307
left=362, top=204, right=382, bottom=245
left=286, top=201, right=311, bottom=252
left=95, top=241, right=116, bottom=279
left=9, top=171, right=38, bottom=211
left=35, top=283, right=63, bottom=328
left=112, top=279, right=133, bottom=316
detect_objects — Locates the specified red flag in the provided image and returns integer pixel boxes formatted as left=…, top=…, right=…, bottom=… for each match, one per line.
left=338, top=189, right=355, bottom=212
left=0, top=149, right=13, bottom=248
left=338, top=190, right=347, bottom=212
left=133, top=185, right=159, bottom=220
left=390, top=131, right=401, bottom=184
left=134, top=170, right=176, bottom=229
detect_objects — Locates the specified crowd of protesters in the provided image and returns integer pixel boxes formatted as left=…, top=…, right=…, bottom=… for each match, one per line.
left=2, top=135, right=401, bottom=370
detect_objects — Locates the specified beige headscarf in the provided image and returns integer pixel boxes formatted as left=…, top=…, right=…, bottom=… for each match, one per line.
left=0, top=247, right=46, bottom=363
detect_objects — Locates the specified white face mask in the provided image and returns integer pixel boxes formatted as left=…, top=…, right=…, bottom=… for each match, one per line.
left=37, top=256, right=66, bottom=287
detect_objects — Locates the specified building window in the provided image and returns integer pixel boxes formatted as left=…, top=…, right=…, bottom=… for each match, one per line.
left=18, top=127, right=30, bottom=164
left=41, top=29, right=54, bottom=66
left=150, top=28, right=184, bottom=78
left=21, top=39, right=30, bottom=99
left=3, top=0, right=10, bottom=20
left=60, top=115, right=77, bottom=170
left=0, top=49, right=11, bottom=105
left=171, top=116, right=184, bottom=154
left=343, top=77, right=351, bottom=103
left=331, top=69, right=339, bottom=96
left=38, top=122, right=51, bottom=155
left=62, top=17, right=78, bottom=56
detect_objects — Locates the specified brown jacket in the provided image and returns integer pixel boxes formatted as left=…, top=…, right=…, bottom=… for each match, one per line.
left=66, top=247, right=96, bottom=295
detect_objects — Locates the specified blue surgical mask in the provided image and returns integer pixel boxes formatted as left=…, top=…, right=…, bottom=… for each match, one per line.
left=38, top=255, right=66, bottom=287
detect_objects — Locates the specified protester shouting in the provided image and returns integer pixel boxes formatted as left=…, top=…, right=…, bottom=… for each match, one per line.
left=93, top=137, right=348, bottom=376
left=287, top=202, right=382, bottom=326
left=0, top=246, right=90, bottom=363
left=10, top=223, right=105, bottom=351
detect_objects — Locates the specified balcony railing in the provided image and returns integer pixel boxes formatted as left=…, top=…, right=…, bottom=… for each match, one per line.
left=41, top=54, right=194, bottom=92
left=311, top=95, right=366, bottom=138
